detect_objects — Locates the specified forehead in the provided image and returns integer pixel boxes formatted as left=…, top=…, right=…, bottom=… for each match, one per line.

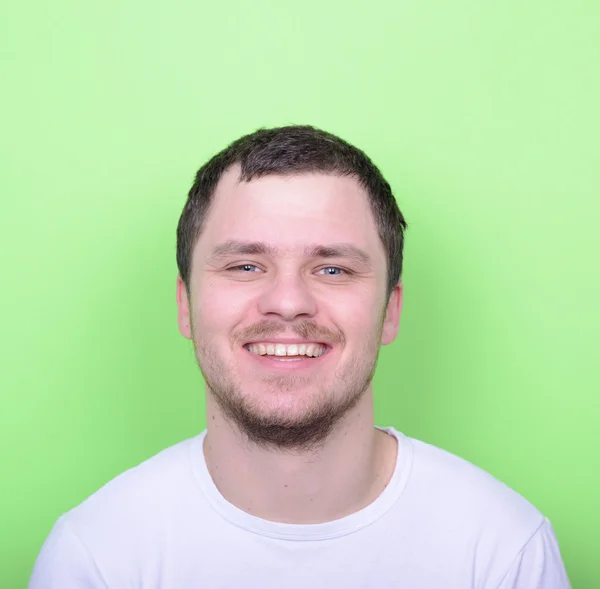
left=196, top=166, right=384, bottom=260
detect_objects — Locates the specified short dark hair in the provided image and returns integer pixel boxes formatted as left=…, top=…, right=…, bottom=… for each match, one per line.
left=176, top=125, right=407, bottom=296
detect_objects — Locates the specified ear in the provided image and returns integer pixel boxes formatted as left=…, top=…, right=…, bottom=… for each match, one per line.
left=176, top=274, right=193, bottom=340
left=381, top=282, right=403, bottom=345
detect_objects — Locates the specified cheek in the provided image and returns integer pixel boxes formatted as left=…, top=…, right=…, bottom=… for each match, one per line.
left=192, top=281, right=255, bottom=333
left=325, top=289, right=385, bottom=341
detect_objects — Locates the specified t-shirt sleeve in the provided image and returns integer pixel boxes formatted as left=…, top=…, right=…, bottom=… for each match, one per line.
left=28, top=515, right=108, bottom=589
left=496, top=518, right=571, bottom=589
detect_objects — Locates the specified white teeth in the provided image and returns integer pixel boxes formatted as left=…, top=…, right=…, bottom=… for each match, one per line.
left=246, top=343, right=327, bottom=357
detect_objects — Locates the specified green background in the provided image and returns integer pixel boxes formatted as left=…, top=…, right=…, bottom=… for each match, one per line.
left=1, top=0, right=598, bottom=586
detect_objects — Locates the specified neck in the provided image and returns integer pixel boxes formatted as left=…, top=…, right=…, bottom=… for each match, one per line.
left=202, top=389, right=398, bottom=524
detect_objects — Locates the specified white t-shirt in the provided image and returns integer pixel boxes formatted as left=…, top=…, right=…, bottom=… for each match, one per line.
left=29, top=427, right=571, bottom=588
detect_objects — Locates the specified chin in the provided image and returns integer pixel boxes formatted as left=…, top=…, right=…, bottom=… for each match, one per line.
left=205, top=361, right=372, bottom=449
left=240, top=385, right=322, bottom=419
left=230, top=400, right=344, bottom=451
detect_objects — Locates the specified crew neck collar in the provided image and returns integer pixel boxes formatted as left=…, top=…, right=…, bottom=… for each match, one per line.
left=189, top=426, right=413, bottom=541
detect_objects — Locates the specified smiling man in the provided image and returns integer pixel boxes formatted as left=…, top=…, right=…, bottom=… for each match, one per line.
left=30, top=126, right=571, bottom=588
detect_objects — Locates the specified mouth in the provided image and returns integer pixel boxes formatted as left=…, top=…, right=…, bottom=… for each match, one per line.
left=243, top=341, right=330, bottom=364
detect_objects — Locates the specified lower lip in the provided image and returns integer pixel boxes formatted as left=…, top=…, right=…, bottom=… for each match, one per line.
left=243, top=348, right=330, bottom=370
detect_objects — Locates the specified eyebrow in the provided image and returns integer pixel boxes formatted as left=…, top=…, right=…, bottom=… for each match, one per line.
left=304, top=244, right=372, bottom=266
left=209, top=241, right=277, bottom=259
left=208, top=240, right=372, bottom=267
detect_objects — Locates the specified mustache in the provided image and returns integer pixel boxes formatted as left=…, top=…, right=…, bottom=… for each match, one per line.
left=232, top=320, right=345, bottom=347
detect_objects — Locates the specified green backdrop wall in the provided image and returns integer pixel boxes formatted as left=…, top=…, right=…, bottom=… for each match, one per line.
left=1, top=0, right=598, bottom=587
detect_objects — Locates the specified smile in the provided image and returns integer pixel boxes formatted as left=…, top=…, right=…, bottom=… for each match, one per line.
left=244, top=342, right=327, bottom=358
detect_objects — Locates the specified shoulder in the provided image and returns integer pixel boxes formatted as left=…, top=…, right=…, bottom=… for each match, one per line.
left=389, top=428, right=546, bottom=556
left=398, top=430, right=542, bottom=521
left=64, top=433, right=203, bottom=534
left=30, top=435, right=206, bottom=586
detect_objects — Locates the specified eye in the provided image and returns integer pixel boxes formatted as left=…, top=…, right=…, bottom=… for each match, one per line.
left=317, top=266, right=345, bottom=276
left=229, top=264, right=262, bottom=273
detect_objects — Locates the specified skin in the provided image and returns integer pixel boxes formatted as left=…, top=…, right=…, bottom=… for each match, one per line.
left=176, top=165, right=403, bottom=524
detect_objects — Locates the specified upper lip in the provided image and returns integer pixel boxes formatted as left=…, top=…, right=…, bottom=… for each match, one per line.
left=243, top=338, right=330, bottom=346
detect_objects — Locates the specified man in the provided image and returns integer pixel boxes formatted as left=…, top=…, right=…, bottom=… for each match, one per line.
left=30, top=125, right=571, bottom=588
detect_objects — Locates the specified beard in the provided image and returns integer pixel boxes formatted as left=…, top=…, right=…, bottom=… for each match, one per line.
left=191, top=318, right=383, bottom=452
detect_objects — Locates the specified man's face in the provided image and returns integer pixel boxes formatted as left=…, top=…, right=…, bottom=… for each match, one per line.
left=177, top=167, right=402, bottom=450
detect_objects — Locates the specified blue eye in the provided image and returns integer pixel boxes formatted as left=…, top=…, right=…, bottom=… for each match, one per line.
left=319, top=267, right=344, bottom=276
left=229, top=264, right=261, bottom=272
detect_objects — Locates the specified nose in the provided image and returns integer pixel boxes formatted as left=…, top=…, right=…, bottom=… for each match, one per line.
left=257, top=273, right=317, bottom=321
